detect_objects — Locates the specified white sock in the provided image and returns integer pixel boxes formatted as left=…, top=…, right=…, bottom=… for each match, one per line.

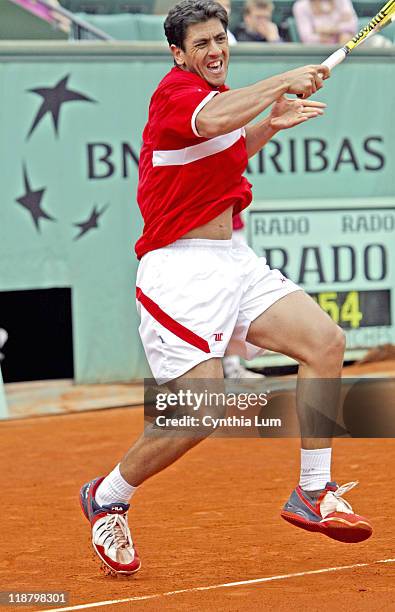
left=95, top=464, right=137, bottom=506
left=299, top=448, right=332, bottom=492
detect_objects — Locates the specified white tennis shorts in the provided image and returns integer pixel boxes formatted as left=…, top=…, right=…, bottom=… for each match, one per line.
left=136, top=238, right=301, bottom=383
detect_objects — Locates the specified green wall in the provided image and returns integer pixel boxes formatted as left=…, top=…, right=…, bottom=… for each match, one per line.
left=0, top=43, right=394, bottom=381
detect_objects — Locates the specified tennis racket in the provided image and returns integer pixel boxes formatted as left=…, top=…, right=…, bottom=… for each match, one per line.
left=322, top=0, right=395, bottom=70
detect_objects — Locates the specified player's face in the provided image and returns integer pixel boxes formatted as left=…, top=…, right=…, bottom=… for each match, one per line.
left=172, top=18, right=229, bottom=88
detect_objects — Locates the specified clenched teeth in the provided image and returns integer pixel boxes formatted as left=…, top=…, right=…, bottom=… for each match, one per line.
left=207, top=60, right=222, bottom=72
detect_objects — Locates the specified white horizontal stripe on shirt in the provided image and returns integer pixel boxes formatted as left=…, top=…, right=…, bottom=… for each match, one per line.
left=152, top=127, right=245, bottom=167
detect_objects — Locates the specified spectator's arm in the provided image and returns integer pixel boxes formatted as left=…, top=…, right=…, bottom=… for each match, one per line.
left=337, top=0, right=358, bottom=34
left=293, top=0, right=321, bottom=43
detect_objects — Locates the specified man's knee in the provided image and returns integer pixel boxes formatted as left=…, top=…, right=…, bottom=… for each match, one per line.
left=332, top=324, right=346, bottom=352
left=326, top=324, right=346, bottom=361
left=302, top=322, right=345, bottom=367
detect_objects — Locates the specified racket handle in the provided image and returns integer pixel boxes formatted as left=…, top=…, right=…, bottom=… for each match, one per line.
left=297, top=47, right=347, bottom=97
left=322, top=48, right=347, bottom=71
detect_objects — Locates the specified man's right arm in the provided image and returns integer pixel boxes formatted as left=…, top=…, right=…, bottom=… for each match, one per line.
left=196, top=64, right=330, bottom=139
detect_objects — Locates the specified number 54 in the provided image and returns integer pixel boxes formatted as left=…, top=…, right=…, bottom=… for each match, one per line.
left=316, top=291, right=363, bottom=329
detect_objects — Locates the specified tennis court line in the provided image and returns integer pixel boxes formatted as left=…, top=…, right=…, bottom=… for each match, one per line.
left=40, top=557, right=395, bottom=612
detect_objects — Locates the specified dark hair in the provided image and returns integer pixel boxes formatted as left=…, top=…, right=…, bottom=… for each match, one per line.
left=164, top=0, right=228, bottom=50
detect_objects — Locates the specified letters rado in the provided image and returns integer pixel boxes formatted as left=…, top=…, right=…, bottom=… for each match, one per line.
left=263, top=244, right=388, bottom=284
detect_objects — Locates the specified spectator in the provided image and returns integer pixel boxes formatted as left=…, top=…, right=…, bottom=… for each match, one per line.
left=293, top=0, right=358, bottom=45
left=217, top=0, right=237, bottom=45
left=12, top=0, right=70, bottom=33
left=235, top=0, right=282, bottom=42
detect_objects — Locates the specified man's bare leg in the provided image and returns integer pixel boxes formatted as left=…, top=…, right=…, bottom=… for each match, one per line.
left=246, top=290, right=345, bottom=453
left=246, top=291, right=372, bottom=542
left=247, top=290, right=344, bottom=492
left=79, top=357, right=224, bottom=575
left=119, top=357, right=223, bottom=486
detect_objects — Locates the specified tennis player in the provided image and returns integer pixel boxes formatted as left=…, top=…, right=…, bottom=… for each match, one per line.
left=80, top=0, right=372, bottom=575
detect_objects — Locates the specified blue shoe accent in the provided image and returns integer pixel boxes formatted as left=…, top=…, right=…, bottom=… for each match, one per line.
left=283, top=481, right=341, bottom=522
left=79, top=477, right=103, bottom=521
left=283, top=487, right=321, bottom=523
left=80, top=477, right=130, bottom=523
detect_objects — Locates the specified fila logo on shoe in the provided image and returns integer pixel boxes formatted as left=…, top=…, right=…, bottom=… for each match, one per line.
left=214, top=333, right=223, bottom=342
left=111, top=505, right=125, bottom=512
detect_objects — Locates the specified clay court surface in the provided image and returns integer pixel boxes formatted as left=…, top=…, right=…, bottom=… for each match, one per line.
left=1, top=361, right=395, bottom=612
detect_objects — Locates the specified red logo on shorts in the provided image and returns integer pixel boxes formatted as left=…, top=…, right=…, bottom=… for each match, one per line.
left=214, top=333, right=224, bottom=342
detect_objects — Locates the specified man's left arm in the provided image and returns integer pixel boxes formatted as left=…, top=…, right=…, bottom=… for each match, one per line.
left=244, top=117, right=278, bottom=159
left=245, top=96, right=327, bottom=158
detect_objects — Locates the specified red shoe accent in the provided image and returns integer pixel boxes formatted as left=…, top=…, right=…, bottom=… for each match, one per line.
left=319, top=511, right=373, bottom=543
left=94, top=544, right=141, bottom=575
left=281, top=509, right=373, bottom=543
left=295, top=487, right=321, bottom=518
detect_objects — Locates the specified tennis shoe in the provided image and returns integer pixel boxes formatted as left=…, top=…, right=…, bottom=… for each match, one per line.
left=281, top=481, right=372, bottom=543
left=80, top=477, right=141, bottom=575
left=223, top=356, right=265, bottom=380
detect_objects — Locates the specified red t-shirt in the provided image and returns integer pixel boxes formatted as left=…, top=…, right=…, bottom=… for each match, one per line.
left=135, top=66, right=252, bottom=259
